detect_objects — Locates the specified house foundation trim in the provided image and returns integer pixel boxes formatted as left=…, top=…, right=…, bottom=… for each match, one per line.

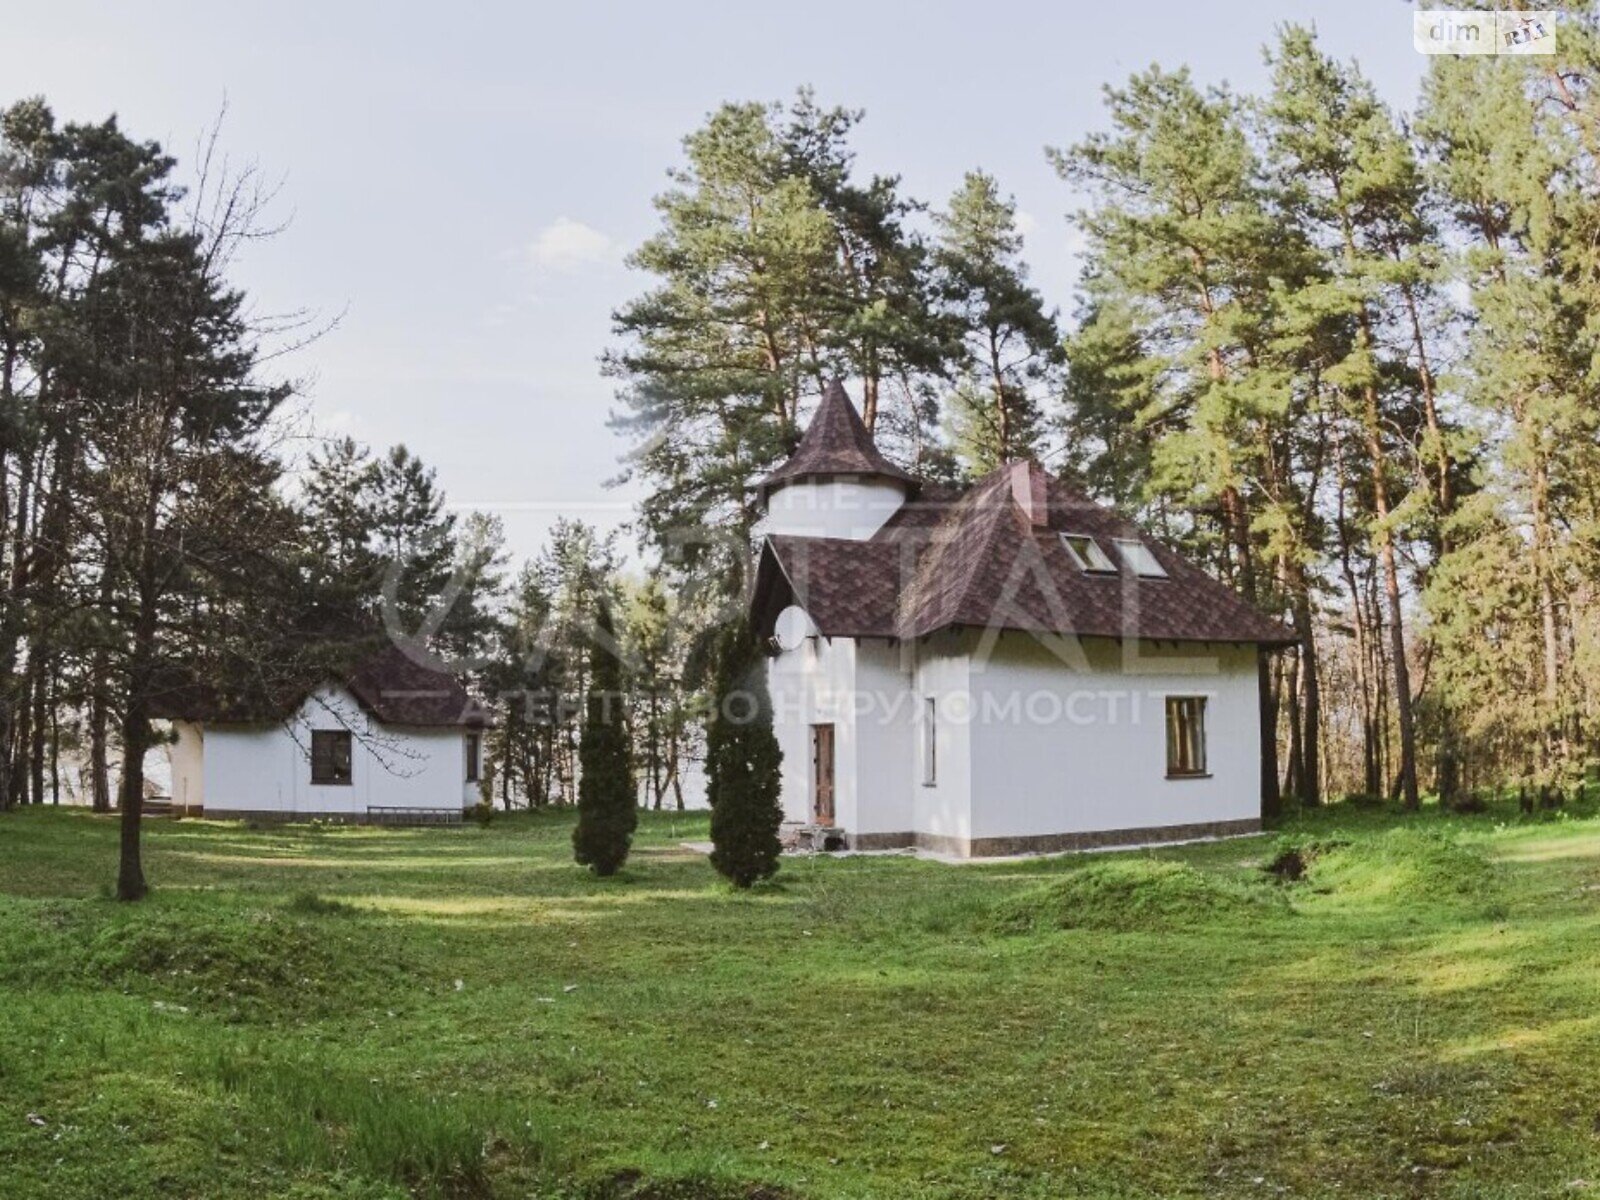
left=191, top=808, right=464, bottom=826
left=849, top=817, right=1262, bottom=858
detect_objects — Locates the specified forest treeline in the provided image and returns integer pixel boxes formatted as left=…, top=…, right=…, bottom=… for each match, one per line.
left=4, top=15, right=1600, bottom=893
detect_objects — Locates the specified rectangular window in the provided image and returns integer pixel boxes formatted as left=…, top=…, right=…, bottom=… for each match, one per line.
left=1165, top=697, right=1208, bottom=778
left=1060, top=532, right=1116, bottom=573
left=1114, top=537, right=1168, bottom=578
left=310, top=729, right=353, bottom=785
left=921, top=697, right=937, bottom=786
left=465, top=732, right=481, bottom=783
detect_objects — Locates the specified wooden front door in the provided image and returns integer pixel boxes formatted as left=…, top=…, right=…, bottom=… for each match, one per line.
left=811, top=723, right=835, bottom=825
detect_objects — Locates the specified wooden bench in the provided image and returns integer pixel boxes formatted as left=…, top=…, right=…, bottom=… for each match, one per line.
left=365, top=806, right=464, bottom=827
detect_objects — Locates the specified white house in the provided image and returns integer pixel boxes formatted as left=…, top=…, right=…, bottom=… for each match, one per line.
left=749, top=382, right=1294, bottom=858
left=157, top=645, right=488, bottom=822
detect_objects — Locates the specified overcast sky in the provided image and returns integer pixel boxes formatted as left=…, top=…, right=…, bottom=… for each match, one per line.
left=2, top=2, right=1426, bottom=566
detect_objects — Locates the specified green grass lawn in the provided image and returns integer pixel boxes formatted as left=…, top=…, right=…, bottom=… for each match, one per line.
left=3, top=800, right=1600, bottom=1199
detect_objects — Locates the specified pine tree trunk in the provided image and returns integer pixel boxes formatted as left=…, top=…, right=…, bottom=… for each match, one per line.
left=117, top=604, right=158, bottom=900
left=1292, top=582, right=1322, bottom=806
left=89, top=679, right=111, bottom=813
left=1334, top=442, right=1378, bottom=801
left=9, top=680, right=31, bottom=808
left=1530, top=457, right=1565, bottom=767
left=1373, top=501, right=1418, bottom=808
left=1282, top=650, right=1303, bottom=802
left=1259, top=651, right=1281, bottom=820
left=116, top=704, right=148, bottom=901
left=48, top=690, right=60, bottom=805
left=29, top=664, right=46, bottom=805
left=1359, top=373, right=1419, bottom=809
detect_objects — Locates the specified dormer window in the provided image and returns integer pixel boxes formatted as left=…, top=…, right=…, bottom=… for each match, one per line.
left=1114, top=538, right=1168, bottom=578
left=1061, top=533, right=1116, bottom=573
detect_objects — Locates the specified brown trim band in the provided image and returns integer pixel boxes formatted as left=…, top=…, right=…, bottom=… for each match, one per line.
left=848, top=818, right=1261, bottom=859
left=193, top=808, right=466, bottom=826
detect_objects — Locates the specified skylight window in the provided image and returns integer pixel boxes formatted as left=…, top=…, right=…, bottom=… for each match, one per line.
left=1114, top=538, right=1168, bottom=578
left=1060, top=533, right=1116, bottom=573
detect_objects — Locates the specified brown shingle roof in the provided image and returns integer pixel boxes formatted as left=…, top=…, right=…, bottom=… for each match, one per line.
left=753, top=461, right=1296, bottom=646
left=152, top=643, right=488, bottom=727
left=346, top=644, right=489, bottom=728
left=755, top=380, right=917, bottom=499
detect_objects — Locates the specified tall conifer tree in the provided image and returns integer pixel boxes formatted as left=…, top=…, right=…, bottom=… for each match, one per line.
left=935, top=170, right=1062, bottom=476
left=706, top=618, right=783, bottom=889
left=572, top=597, right=636, bottom=877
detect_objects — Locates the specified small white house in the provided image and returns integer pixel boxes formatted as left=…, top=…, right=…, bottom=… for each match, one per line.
left=749, top=382, right=1294, bottom=858
left=157, top=645, right=488, bottom=821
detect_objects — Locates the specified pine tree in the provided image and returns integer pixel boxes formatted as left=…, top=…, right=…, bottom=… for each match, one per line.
left=303, top=437, right=381, bottom=582
left=935, top=171, right=1062, bottom=476
left=71, top=228, right=294, bottom=900
left=572, top=597, right=635, bottom=877
left=607, top=91, right=949, bottom=596
left=783, top=90, right=948, bottom=433
left=1261, top=26, right=1438, bottom=808
left=707, top=618, right=783, bottom=889
left=371, top=444, right=459, bottom=643
left=439, top=511, right=507, bottom=664
left=301, top=435, right=383, bottom=640
left=1418, top=46, right=1600, bottom=785
left=1052, top=65, right=1315, bottom=815
left=484, top=561, right=558, bottom=809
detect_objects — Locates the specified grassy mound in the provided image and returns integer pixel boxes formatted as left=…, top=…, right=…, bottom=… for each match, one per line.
left=990, top=858, right=1285, bottom=934
left=1285, top=828, right=1499, bottom=906
left=81, top=904, right=402, bottom=1019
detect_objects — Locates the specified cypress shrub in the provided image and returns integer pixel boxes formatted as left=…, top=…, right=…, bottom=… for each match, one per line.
left=572, top=598, right=636, bottom=876
left=707, top=618, right=784, bottom=888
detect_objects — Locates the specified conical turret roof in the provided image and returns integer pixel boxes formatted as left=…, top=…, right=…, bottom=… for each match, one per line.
left=756, top=381, right=917, bottom=500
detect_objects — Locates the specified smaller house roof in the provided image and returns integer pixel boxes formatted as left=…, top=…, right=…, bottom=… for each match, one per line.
left=345, top=644, right=489, bottom=728
left=755, top=380, right=917, bottom=500
left=151, top=643, right=488, bottom=728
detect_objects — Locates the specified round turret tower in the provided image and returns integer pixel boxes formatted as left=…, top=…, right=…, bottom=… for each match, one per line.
left=755, top=381, right=915, bottom=541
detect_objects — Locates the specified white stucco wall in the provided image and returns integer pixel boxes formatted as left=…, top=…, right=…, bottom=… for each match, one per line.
left=769, top=632, right=857, bottom=826
left=962, top=634, right=1261, bottom=840
left=767, top=620, right=1262, bottom=851
left=756, top=478, right=907, bottom=541
left=909, top=639, right=974, bottom=845
left=187, top=684, right=476, bottom=818
left=168, top=721, right=205, bottom=812
left=851, top=640, right=916, bottom=835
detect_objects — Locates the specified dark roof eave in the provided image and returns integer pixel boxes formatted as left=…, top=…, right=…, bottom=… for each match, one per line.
left=752, top=468, right=918, bottom=503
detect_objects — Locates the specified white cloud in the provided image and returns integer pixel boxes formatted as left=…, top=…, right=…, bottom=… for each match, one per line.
left=527, top=216, right=619, bottom=272
left=315, top=405, right=357, bottom=436
left=1014, top=209, right=1039, bottom=238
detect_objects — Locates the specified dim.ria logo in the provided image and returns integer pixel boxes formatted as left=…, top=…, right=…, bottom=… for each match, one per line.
left=1413, top=9, right=1556, bottom=55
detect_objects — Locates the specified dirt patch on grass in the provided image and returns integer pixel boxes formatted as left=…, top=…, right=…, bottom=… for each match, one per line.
left=989, top=859, right=1286, bottom=933
left=1263, top=837, right=1350, bottom=882
left=591, top=1170, right=793, bottom=1200
left=285, top=890, right=365, bottom=917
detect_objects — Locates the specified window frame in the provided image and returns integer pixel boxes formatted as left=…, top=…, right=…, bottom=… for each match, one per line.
left=310, top=729, right=354, bottom=786
left=920, top=696, right=937, bottom=787
left=1059, top=532, right=1117, bottom=574
left=1165, top=696, right=1209, bottom=779
left=1113, top=537, right=1168, bottom=578
left=465, top=731, right=481, bottom=783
